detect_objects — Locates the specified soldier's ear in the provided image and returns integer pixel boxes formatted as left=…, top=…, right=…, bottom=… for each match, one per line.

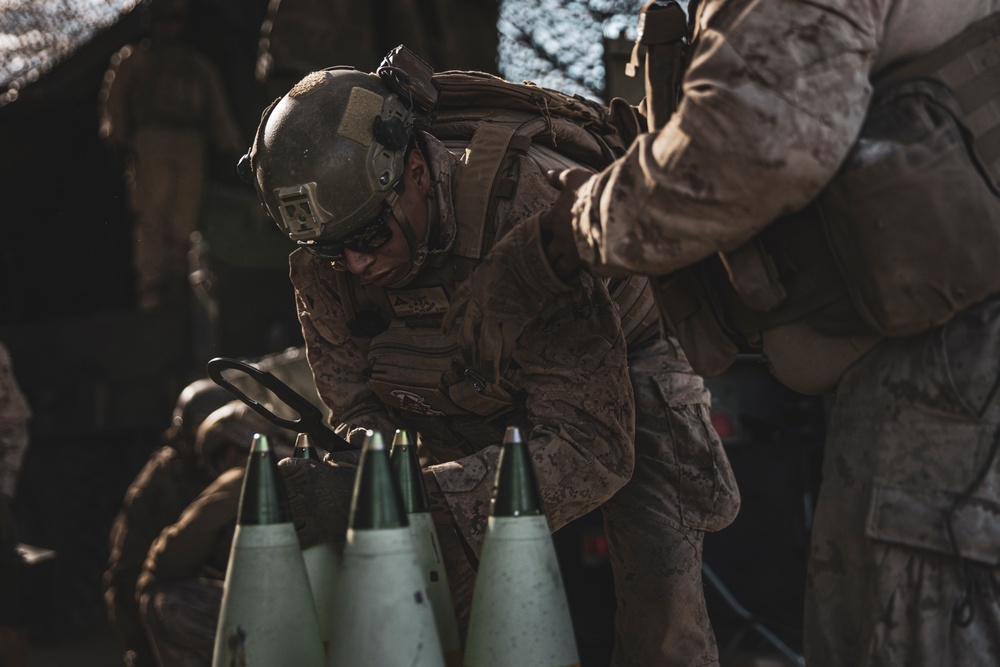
left=405, top=147, right=429, bottom=190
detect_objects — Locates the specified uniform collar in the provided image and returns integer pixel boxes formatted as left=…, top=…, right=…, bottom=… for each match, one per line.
left=416, top=131, right=459, bottom=268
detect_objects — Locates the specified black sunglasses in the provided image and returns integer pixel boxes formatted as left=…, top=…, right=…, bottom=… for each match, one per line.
left=297, top=203, right=394, bottom=261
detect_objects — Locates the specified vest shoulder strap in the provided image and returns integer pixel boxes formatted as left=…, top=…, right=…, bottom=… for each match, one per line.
left=877, top=12, right=1000, bottom=182
left=450, top=124, right=531, bottom=260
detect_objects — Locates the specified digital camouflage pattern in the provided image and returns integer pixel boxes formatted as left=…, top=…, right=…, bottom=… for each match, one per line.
left=570, top=0, right=1000, bottom=664
left=606, top=336, right=739, bottom=666
left=290, top=131, right=739, bottom=665
left=808, top=295, right=1000, bottom=665
left=292, top=133, right=635, bottom=548
left=572, top=0, right=999, bottom=279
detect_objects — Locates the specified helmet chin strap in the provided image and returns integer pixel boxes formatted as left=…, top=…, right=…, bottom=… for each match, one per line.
left=385, top=187, right=437, bottom=290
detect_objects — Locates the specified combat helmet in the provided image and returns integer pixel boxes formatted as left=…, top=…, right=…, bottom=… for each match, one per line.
left=195, top=401, right=291, bottom=477
left=242, top=67, right=434, bottom=280
left=167, top=377, right=233, bottom=455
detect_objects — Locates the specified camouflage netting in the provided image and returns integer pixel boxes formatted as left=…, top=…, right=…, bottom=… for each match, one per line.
left=0, top=0, right=141, bottom=107
left=498, top=0, right=681, bottom=102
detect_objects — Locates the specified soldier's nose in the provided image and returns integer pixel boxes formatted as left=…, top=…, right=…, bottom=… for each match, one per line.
left=343, top=247, right=374, bottom=275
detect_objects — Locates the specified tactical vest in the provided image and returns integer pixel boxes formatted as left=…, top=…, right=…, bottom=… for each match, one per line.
left=318, top=52, right=663, bottom=449
left=336, top=123, right=660, bottom=452
left=645, top=8, right=1000, bottom=392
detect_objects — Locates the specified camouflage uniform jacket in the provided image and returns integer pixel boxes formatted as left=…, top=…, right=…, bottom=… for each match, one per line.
left=572, top=0, right=999, bottom=278
left=290, top=133, right=635, bottom=553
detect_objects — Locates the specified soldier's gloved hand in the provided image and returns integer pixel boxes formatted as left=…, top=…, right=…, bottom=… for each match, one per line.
left=278, top=456, right=358, bottom=549
left=442, top=214, right=572, bottom=383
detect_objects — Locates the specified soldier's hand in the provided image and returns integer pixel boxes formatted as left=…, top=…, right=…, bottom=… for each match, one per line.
left=442, top=214, right=573, bottom=383
left=540, top=168, right=590, bottom=279
left=278, top=456, right=358, bottom=549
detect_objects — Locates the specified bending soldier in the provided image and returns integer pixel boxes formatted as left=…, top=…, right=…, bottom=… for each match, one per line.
left=241, top=65, right=739, bottom=665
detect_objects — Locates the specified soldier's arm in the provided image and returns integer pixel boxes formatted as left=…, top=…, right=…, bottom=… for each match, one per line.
left=137, top=468, right=244, bottom=593
left=571, top=0, right=881, bottom=277
left=427, top=270, right=635, bottom=555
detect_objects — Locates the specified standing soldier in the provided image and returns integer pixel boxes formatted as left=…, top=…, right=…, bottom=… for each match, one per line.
left=465, top=0, right=1000, bottom=665
left=99, top=0, right=244, bottom=311
left=241, top=64, right=739, bottom=665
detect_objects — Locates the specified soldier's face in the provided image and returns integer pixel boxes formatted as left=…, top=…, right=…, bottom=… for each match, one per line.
left=341, top=214, right=417, bottom=286
left=341, top=149, right=431, bottom=286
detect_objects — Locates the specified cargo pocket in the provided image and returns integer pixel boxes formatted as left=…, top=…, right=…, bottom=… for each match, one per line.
left=866, top=481, right=1000, bottom=566
left=865, top=298, right=1000, bottom=564
left=620, top=373, right=741, bottom=533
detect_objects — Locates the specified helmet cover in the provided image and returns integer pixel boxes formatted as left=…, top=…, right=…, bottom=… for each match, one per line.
left=249, top=68, right=414, bottom=242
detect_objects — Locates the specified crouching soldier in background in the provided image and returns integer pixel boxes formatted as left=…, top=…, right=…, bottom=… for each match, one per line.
left=104, top=378, right=232, bottom=667
left=136, top=401, right=292, bottom=667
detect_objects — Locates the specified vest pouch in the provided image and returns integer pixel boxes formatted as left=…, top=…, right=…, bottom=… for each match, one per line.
left=366, top=322, right=465, bottom=418
left=818, top=78, right=1000, bottom=337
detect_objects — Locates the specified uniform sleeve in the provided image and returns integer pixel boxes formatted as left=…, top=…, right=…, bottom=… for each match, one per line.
left=289, top=250, right=398, bottom=442
left=429, top=269, right=636, bottom=555
left=573, top=0, right=882, bottom=276
left=138, top=468, right=243, bottom=592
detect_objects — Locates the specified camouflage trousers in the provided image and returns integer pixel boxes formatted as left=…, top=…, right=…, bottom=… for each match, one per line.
left=603, top=337, right=741, bottom=667
left=436, top=338, right=741, bottom=667
left=140, top=578, right=222, bottom=667
left=805, top=296, right=1000, bottom=666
